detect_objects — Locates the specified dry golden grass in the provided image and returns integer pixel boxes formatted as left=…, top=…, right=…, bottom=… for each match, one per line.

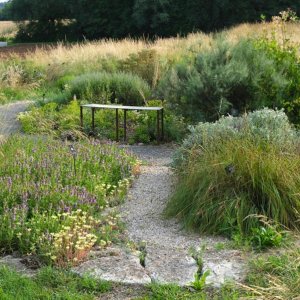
left=31, top=31, right=212, bottom=67
left=27, top=22, right=300, bottom=66
left=0, top=21, right=17, bottom=38
left=224, top=22, right=300, bottom=45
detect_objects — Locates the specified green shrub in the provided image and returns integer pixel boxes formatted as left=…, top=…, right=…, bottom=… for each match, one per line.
left=167, top=109, right=300, bottom=236
left=174, top=108, right=296, bottom=167
left=249, top=226, right=284, bottom=250
left=254, top=36, right=300, bottom=127
left=68, top=71, right=151, bottom=106
left=159, top=38, right=288, bottom=122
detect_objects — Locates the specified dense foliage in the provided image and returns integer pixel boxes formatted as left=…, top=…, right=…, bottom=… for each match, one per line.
left=159, top=32, right=300, bottom=123
left=4, top=0, right=300, bottom=41
left=0, top=136, right=136, bottom=265
left=167, top=109, right=300, bottom=237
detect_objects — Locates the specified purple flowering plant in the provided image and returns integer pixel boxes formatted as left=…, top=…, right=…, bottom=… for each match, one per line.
left=0, top=135, right=137, bottom=264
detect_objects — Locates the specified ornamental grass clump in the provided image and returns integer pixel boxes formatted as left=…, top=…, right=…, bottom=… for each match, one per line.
left=167, top=109, right=300, bottom=236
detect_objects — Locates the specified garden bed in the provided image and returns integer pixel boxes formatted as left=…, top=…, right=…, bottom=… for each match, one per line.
left=0, top=135, right=137, bottom=267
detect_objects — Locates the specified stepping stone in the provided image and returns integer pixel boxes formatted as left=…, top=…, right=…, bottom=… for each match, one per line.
left=0, top=255, right=37, bottom=277
left=202, top=251, right=246, bottom=287
left=73, top=248, right=151, bottom=285
left=145, top=245, right=198, bottom=286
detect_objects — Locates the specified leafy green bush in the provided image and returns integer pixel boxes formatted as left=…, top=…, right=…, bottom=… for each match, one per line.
left=249, top=226, right=283, bottom=250
left=159, top=38, right=289, bottom=122
left=68, top=71, right=151, bottom=106
left=167, top=109, right=300, bottom=236
left=18, top=100, right=83, bottom=140
left=254, top=35, right=300, bottom=127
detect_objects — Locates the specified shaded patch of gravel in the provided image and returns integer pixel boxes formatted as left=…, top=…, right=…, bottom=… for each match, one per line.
left=0, top=101, right=33, bottom=138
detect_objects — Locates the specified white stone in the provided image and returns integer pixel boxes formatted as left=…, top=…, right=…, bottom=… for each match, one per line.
left=203, top=253, right=246, bottom=287
left=145, top=246, right=198, bottom=286
left=0, top=42, right=7, bottom=47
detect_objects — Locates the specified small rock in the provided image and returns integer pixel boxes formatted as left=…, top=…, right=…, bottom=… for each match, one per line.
left=0, top=255, right=37, bottom=277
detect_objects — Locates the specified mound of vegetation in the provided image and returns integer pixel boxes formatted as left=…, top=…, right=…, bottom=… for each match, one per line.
left=166, top=109, right=300, bottom=238
left=67, top=71, right=151, bottom=106
left=159, top=35, right=300, bottom=123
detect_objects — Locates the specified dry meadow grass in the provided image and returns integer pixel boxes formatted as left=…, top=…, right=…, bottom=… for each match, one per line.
left=29, top=22, right=300, bottom=66
left=0, top=21, right=17, bottom=39
left=0, top=21, right=299, bottom=88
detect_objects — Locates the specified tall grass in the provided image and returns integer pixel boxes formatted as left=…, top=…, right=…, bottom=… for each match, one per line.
left=0, top=21, right=17, bottom=39
left=24, top=22, right=300, bottom=66
left=166, top=110, right=300, bottom=236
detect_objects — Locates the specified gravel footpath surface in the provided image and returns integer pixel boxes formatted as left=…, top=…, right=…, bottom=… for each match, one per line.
left=120, top=144, right=247, bottom=287
left=0, top=101, right=33, bottom=138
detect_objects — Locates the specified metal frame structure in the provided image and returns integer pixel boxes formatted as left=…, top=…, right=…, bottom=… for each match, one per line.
left=80, top=104, right=164, bottom=142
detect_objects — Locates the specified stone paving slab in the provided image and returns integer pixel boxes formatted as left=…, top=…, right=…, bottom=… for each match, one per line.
left=145, top=245, right=198, bottom=286
left=73, top=248, right=151, bottom=285
left=0, top=255, right=37, bottom=277
left=203, top=250, right=247, bottom=287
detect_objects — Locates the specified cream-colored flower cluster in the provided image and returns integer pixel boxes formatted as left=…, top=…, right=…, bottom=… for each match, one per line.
left=45, top=210, right=99, bottom=267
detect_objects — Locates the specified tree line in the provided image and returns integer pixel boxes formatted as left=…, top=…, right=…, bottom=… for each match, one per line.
left=2, top=0, right=300, bottom=41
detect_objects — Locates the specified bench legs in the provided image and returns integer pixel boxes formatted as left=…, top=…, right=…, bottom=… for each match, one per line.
left=80, top=106, right=164, bottom=143
left=157, top=109, right=164, bottom=143
left=124, top=109, right=127, bottom=142
left=80, top=106, right=83, bottom=128
left=92, top=108, right=95, bottom=133
left=116, top=109, right=119, bottom=142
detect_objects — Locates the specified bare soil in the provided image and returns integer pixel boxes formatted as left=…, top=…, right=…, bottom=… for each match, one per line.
left=0, top=44, right=54, bottom=59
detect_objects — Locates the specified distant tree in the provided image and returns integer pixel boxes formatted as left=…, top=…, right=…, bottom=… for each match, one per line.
left=72, top=0, right=135, bottom=39
left=5, top=0, right=300, bottom=41
left=132, top=0, right=171, bottom=36
left=7, top=0, right=73, bottom=41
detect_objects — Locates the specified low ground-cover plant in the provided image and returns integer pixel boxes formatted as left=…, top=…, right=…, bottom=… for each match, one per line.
left=0, top=266, right=110, bottom=299
left=0, top=135, right=136, bottom=265
left=242, top=244, right=300, bottom=299
left=167, top=109, right=300, bottom=238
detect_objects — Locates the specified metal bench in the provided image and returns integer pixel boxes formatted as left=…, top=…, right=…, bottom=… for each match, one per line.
left=80, top=104, right=164, bottom=142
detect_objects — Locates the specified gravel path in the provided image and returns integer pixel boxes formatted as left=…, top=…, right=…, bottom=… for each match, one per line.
left=0, top=101, right=33, bottom=138
left=120, top=145, right=247, bottom=287
left=0, top=100, right=248, bottom=288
